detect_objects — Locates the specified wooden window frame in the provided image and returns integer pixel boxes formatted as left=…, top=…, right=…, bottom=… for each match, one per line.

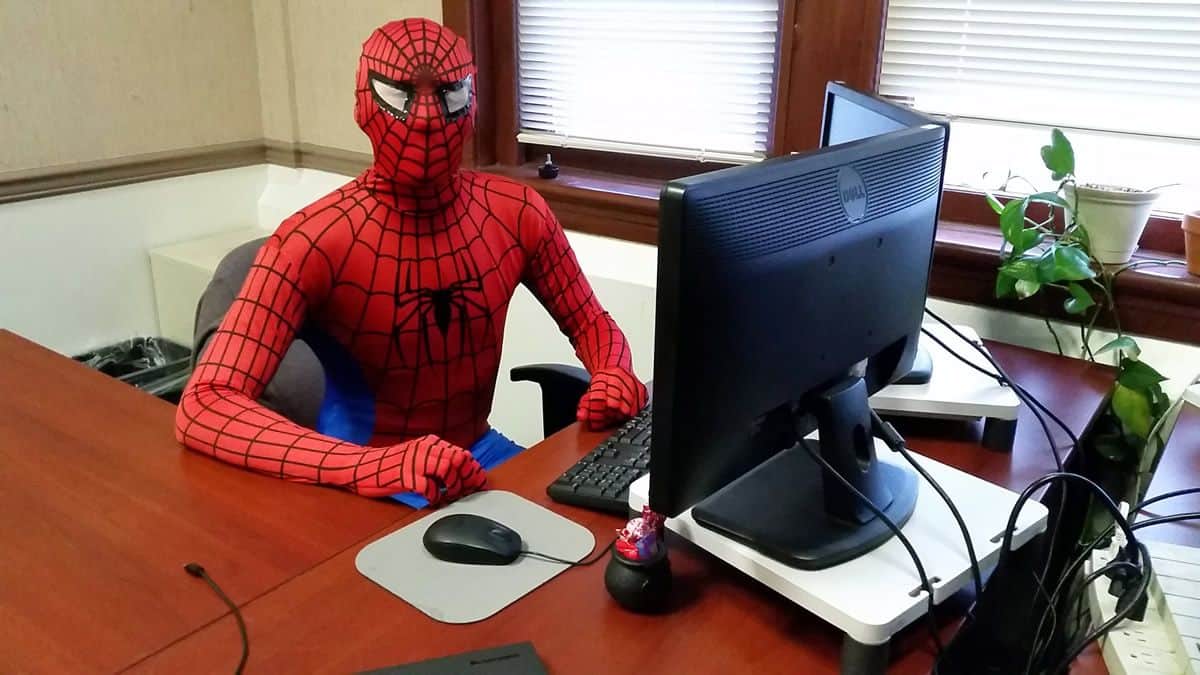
left=443, top=0, right=1199, bottom=344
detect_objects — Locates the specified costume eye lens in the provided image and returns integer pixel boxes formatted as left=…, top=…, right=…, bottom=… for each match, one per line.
left=440, top=75, right=472, bottom=120
left=370, top=73, right=413, bottom=121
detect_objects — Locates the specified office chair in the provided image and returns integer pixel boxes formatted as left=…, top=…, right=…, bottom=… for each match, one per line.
left=191, top=238, right=589, bottom=439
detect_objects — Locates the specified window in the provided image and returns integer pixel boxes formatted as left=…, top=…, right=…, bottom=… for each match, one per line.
left=515, top=0, right=781, bottom=164
left=880, top=0, right=1200, bottom=214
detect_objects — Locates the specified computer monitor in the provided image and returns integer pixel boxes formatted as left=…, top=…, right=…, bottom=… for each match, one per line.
left=822, top=82, right=950, bottom=384
left=648, top=95, right=947, bottom=570
left=821, top=81, right=948, bottom=148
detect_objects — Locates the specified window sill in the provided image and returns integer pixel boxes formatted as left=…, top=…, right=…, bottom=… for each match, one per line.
left=484, top=162, right=1200, bottom=345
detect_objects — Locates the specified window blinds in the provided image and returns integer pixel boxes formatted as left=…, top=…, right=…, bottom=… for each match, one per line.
left=879, top=0, right=1200, bottom=140
left=516, top=0, right=780, bottom=163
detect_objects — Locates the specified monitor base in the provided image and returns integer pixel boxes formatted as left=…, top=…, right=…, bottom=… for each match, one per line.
left=692, top=441, right=918, bottom=570
left=894, top=345, right=933, bottom=385
left=628, top=445, right=1049, bottom=652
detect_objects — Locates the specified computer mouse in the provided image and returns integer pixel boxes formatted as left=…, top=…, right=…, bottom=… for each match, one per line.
left=422, top=513, right=524, bottom=566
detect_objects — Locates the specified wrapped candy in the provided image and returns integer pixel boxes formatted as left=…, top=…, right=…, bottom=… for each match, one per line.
left=615, top=506, right=665, bottom=561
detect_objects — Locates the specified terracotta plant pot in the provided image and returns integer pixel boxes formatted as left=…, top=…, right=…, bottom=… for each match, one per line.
left=1064, top=184, right=1159, bottom=265
left=1184, top=210, right=1200, bottom=277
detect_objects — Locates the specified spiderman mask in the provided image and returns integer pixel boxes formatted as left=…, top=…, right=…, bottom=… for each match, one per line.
left=355, top=19, right=476, bottom=209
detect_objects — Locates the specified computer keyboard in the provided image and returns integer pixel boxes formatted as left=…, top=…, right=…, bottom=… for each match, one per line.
left=546, top=406, right=652, bottom=515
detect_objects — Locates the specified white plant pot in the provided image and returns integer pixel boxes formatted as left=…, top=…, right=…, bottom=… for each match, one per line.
left=1064, top=184, right=1159, bottom=265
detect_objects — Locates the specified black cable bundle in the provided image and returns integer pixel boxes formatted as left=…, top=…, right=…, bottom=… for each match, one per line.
left=916, top=309, right=1159, bottom=674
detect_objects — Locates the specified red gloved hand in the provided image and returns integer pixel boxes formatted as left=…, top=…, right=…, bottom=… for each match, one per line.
left=349, top=435, right=486, bottom=504
left=576, top=367, right=648, bottom=431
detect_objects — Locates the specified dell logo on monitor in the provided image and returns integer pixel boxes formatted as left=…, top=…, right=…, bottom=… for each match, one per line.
left=837, top=166, right=868, bottom=223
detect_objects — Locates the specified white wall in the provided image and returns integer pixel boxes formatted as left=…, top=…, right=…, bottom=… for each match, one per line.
left=0, top=166, right=268, bottom=355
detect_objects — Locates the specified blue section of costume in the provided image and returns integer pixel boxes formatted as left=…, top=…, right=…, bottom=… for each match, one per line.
left=295, top=325, right=520, bottom=508
left=390, top=428, right=525, bottom=508
left=300, top=325, right=376, bottom=445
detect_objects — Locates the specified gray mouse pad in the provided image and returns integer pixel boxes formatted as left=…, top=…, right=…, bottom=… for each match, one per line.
left=356, top=491, right=596, bottom=623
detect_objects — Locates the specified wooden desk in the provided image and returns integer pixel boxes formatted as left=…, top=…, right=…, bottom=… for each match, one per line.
left=0, top=331, right=407, bottom=672
left=4, top=329, right=1195, bottom=673
left=125, top=343, right=1199, bottom=674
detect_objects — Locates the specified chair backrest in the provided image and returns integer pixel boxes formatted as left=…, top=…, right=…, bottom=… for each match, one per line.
left=191, top=237, right=325, bottom=428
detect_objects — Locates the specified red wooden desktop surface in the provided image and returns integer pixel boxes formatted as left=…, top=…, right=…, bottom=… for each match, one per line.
left=3, top=328, right=1195, bottom=673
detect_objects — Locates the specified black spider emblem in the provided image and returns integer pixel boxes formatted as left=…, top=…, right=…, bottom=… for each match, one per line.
left=391, top=257, right=489, bottom=364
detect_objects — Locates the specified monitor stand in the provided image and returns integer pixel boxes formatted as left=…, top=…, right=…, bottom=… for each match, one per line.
left=628, top=450, right=1049, bottom=675
left=869, top=323, right=1021, bottom=452
left=693, top=377, right=918, bottom=570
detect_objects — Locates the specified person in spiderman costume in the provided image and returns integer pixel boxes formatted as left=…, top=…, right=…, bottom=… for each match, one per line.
left=175, top=18, right=647, bottom=507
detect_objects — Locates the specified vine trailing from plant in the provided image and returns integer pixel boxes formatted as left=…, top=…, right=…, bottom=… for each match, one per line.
left=988, top=129, right=1170, bottom=471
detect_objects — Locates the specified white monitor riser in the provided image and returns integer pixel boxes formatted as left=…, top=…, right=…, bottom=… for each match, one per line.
left=870, top=323, right=1022, bottom=452
left=628, top=444, right=1047, bottom=674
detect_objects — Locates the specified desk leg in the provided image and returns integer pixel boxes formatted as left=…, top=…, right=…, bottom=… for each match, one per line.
left=982, top=417, right=1017, bottom=453
left=841, top=635, right=888, bottom=675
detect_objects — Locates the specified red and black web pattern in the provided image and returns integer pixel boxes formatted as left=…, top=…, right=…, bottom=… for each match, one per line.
left=175, top=19, right=646, bottom=505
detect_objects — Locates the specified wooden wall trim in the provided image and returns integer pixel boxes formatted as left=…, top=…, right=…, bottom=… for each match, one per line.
left=264, top=141, right=372, bottom=176
left=0, top=141, right=267, bottom=206
left=0, top=140, right=373, bottom=206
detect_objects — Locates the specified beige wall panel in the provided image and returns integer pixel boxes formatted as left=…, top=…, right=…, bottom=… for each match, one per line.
left=0, top=0, right=263, bottom=173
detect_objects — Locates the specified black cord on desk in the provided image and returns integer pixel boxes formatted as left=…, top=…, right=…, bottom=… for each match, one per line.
left=1131, top=511, right=1200, bottom=531
left=522, top=538, right=616, bottom=567
left=184, top=563, right=248, bottom=675
left=1133, top=488, right=1200, bottom=515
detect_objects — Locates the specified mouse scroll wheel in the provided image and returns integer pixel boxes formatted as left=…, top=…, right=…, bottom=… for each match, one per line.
left=489, top=528, right=506, bottom=538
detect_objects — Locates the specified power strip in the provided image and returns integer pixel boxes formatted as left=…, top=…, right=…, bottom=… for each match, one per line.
left=1089, top=540, right=1200, bottom=674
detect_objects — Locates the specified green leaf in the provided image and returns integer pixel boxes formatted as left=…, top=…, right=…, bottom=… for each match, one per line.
left=1015, top=279, right=1041, bottom=298
left=1012, top=228, right=1044, bottom=257
left=986, top=193, right=1005, bottom=215
left=995, top=270, right=1018, bottom=298
left=1002, top=258, right=1041, bottom=282
left=1064, top=282, right=1095, bottom=315
left=1067, top=222, right=1091, bottom=251
left=1028, top=191, right=1070, bottom=209
left=1038, top=246, right=1095, bottom=282
left=1112, top=383, right=1153, bottom=440
left=1000, top=198, right=1028, bottom=247
left=1041, top=128, right=1076, bottom=181
left=1097, top=336, right=1140, bottom=360
left=1118, top=359, right=1166, bottom=390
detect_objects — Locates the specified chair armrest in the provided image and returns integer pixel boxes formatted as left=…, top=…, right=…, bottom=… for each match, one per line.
left=511, top=363, right=591, bottom=438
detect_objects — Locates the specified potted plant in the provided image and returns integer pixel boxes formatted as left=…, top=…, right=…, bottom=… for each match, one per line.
left=990, top=129, right=1173, bottom=516
left=1064, top=183, right=1159, bottom=265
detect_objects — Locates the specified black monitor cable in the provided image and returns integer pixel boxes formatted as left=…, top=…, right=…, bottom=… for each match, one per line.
left=1050, top=541, right=1151, bottom=675
left=920, top=309, right=1083, bottom=648
left=995, top=473, right=1146, bottom=675
left=184, top=563, right=248, bottom=675
left=794, top=436, right=946, bottom=664
left=871, top=410, right=983, bottom=600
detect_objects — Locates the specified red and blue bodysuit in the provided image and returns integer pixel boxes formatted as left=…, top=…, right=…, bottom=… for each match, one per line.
left=175, top=18, right=647, bottom=506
